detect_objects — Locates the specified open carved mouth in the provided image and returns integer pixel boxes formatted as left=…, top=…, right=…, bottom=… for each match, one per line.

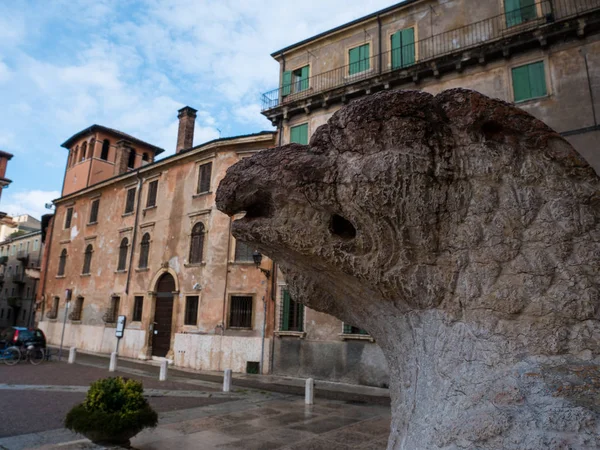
left=236, top=190, right=275, bottom=220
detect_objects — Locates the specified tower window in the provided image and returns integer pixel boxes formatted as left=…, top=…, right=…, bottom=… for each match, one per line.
left=101, top=139, right=110, bottom=160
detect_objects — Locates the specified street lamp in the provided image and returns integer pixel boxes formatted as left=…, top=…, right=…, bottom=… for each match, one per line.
left=252, top=250, right=270, bottom=278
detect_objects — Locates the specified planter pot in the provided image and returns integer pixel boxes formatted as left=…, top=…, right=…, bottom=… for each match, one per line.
left=80, top=429, right=137, bottom=448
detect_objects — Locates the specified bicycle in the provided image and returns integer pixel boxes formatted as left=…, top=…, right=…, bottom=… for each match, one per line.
left=0, top=344, right=45, bottom=366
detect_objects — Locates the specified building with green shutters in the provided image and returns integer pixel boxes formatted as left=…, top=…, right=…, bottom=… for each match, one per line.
left=262, top=0, right=600, bottom=387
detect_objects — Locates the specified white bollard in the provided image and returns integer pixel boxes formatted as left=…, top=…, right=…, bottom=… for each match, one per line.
left=109, top=352, right=117, bottom=372
left=159, top=360, right=168, bottom=381
left=223, top=369, right=232, bottom=392
left=68, top=347, right=77, bottom=364
left=305, top=378, right=314, bottom=405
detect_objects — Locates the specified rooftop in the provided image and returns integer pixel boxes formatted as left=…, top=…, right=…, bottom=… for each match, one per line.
left=61, top=124, right=166, bottom=155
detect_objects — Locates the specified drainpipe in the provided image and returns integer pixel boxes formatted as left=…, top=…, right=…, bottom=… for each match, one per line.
left=377, top=15, right=382, bottom=74
left=124, top=173, right=143, bottom=295
left=584, top=52, right=598, bottom=127
left=218, top=216, right=233, bottom=371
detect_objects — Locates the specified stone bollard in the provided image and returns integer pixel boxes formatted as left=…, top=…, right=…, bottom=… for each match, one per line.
left=109, top=352, right=117, bottom=372
left=159, top=360, right=168, bottom=381
left=68, top=347, right=77, bottom=364
left=223, top=369, right=232, bottom=392
left=305, top=378, right=314, bottom=405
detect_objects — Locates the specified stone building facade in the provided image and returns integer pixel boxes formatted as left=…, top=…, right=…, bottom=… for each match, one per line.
left=0, top=230, right=42, bottom=329
left=260, top=0, right=600, bottom=387
left=38, top=108, right=277, bottom=374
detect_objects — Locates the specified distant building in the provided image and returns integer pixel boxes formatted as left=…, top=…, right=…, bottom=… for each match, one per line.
left=0, top=215, right=42, bottom=242
left=0, top=150, right=13, bottom=209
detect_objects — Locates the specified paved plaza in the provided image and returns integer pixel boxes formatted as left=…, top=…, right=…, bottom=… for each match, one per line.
left=0, top=353, right=391, bottom=450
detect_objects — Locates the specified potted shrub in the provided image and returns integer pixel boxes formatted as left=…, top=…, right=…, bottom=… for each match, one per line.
left=65, top=377, right=158, bottom=447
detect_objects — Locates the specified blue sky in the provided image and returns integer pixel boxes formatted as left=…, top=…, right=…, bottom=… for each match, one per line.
left=0, top=0, right=398, bottom=219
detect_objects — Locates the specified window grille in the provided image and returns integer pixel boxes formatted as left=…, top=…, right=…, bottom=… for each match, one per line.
left=58, top=249, right=67, bottom=276
left=103, top=296, right=120, bottom=323
left=89, top=199, right=99, bottom=224
left=280, top=289, right=304, bottom=332
left=229, top=296, right=253, bottom=328
left=184, top=296, right=199, bottom=325
left=189, top=223, right=205, bottom=264
left=197, top=162, right=212, bottom=194
left=117, top=238, right=128, bottom=271
left=82, top=244, right=93, bottom=274
left=146, top=180, right=158, bottom=208
left=69, top=296, right=84, bottom=321
left=46, top=297, right=59, bottom=319
left=234, top=240, right=254, bottom=262
left=124, top=188, right=136, bottom=214
left=132, top=296, right=143, bottom=322
left=342, top=323, right=370, bottom=335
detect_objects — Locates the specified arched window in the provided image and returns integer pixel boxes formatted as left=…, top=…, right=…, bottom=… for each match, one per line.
left=101, top=139, right=110, bottom=161
left=127, top=149, right=136, bottom=169
left=81, top=142, right=87, bottom=161
left=138, top=233, right=150, bottom=269
left=117, top=237, right=128, bottom=271
left=74, top=145, right=80, bottom=163
left=189, top=223, right=205, bottom=264
left=82, top=244, right=93, bottom=274
left=58, top=249, right=67, bottom=276
left=142, top=153, right=149, bottom=162
left=88, top=139, right=95, bottom=158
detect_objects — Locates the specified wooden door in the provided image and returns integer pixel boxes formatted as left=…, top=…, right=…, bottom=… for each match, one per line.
left=152, top=273, right=175, bottom=357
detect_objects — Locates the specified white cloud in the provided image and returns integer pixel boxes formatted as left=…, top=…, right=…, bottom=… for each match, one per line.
left=1, top=190, right=61, bottom=220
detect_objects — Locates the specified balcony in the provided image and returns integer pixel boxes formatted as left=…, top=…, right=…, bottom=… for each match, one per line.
left=12, top=272, right=25, bottom=284
left=0, top=256, right=8, bottom=265
left=17, top=251, right=29, bottom=262
left=27, top=259, right=41, bottom=270
left=261, top=0, right=600, bottom=117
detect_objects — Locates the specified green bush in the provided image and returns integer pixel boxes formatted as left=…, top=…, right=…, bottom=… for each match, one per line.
left=65, top=377, right=158, bottom=445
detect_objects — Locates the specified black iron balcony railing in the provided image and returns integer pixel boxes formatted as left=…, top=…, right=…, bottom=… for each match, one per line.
left=262, top=0, right=600, bottom=111
left=0, top=256, right=8, bottom=265
left=17, top=250, right=29, bottom=262
left=12, top=272, right=25, bottom=283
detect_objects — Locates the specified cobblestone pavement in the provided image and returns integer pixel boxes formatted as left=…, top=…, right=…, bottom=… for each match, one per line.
left=0, top=357, right=391, bottom=450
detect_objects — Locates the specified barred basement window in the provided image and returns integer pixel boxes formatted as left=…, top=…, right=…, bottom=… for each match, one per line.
left=146, top=180, right=158, bottom=208
left=69, top=296, right=84, bottom=321
left=103, top=296, right=120, bottom=323
left=89, top=199, right=99, bottom=224
left=58, top=249, right=67, bottom=276
left=197, top=162, right=212, bottom=194
left=46, top=297, right=59, bottom=319
left=64, top=207, right=73, bottom=229
left=280, top=289, right=304, bottom=332
left=82, top=244, right=93, bottom=274
left=117, top=238, right=128, bottom=271
left=124, top=187, right=136, bottom=214
left=234, top=240, right=254, bottom=262
left=342, top=323, right=369, bottom=335
left=229, top=295, right=253, bottom=329
left=138, top=233, right=150, bottom=269
left=189, top=222, right=205, bottom=264
left=184, top=296, right=199, bottom=326
left=132, top=296, right=143, bottom=322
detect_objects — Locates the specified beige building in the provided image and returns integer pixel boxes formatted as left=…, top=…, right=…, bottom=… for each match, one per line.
left=39, top=107, right=277, bottom=374
left=260, top=0, right=600, bottom=386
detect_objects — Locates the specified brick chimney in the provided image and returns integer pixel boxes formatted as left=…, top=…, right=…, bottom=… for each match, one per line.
left=176, top=106, right=197, bottom=153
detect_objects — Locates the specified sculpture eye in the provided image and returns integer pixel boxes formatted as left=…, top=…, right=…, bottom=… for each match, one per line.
left=329, top=214, right=357, bottom=240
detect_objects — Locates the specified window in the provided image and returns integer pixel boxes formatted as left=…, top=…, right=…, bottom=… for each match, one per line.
left=138, top=233, right=150, bottom=269
left=280, top=289, right=304, bottom=332
left=512, top=61, right=547, bottom=102
left=64, top=207, right=73, bottom=229
left=282, top=65, right=309, bottom=96
left=349, top=43, right=370, bottom=75
left=197, top=162, right=212, bottom=194
left=391, top=28, right=415, bottom=69
left=33, top=239, right=39, bottom=251
left=47, top=297, right=59, bottom=319
left=117, top=238, right=128, bottom=271
left=142, top=153, right=149, bottom=162
left=343, top=323, right=369, bottom=335
left=58, top=249, right=67, bottom=276
left=7, top=309, right=10, bottom=320
left=22, top=309, right=26, bottom=321
left=189, top=222, right=205, bottom=264
left=505, top=0, right=536, bottom=27
left=290, top=123, right=309, bottom=145
left=132, top=296, right=143, bottom=322
left=70, top=296, right=84, bottom=321
left=146, top=180, right=158, bottom=208
left=127, top=148, right=136, bottom=169
left=101, top=139, right=110, bottom=160
left=104, top=296, right=120, bottom=323
left=124, top=187, right=136, bottom=214
left=81, top=142, right=87, bottom=160
left=229, top=295, right=253, bottom=328
left=89, top=199, right=99, bottom=224
left=10, top=245, right=14, bottom=255
left=82, top=244, right=93, bottom=274
left=234, top=240, right=254, bottom=262
left=184, top=295, right=199, bottom=326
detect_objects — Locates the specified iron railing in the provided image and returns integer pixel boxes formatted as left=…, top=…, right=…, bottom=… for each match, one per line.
left=261, top=0, right=600, bottom=111
left=12, top=272, right=25, bottom=283
left=17, top=251, right=29, bottom=262
left=0, top=256, right=8, bottom=265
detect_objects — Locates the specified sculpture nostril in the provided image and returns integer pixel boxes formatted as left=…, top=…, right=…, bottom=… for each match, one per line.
left=329, top=214, right=357, bottom=240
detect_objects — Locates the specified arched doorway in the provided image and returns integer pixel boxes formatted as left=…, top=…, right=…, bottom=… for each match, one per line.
left=152, top=273, right=176, bottom=357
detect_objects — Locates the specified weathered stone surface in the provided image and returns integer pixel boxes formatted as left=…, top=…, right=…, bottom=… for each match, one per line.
left=216, top=89, right=600, bottom=449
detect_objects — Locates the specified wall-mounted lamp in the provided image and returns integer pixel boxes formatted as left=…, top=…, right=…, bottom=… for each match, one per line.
left=252, top=250, right=271, bottom=278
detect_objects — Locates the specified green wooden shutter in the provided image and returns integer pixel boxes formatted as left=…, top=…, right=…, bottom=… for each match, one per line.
left=349, top=47, right=360, bottom=75
left=528, top=61, right=547, bottom=99
left=401, top=28, right=415, bottom=68
left=299, top=66, right=309, bottom=92
left=505, top=0, right=521, bottom=27
left=290, top=124, right=308, bottom=145
left=521, top=0, right=536, bottom=21
left=282, top=290, right=291, bottom=331
left=512, top=65, right=530, bottom=102
left=391, top=31, right=401, bottom=69
left=282, top=70, right=292, bottom=96
left=359, top=44, right=370, bottom=73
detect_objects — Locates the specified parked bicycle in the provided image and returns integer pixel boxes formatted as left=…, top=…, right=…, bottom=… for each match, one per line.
left=0, top=344, right=45, bottom=365
left=0, top=326, right=47, bottom=366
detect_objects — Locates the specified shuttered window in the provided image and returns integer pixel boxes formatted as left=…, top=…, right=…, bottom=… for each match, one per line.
left=343, top=323, right=369, bottom=335
left=349, top=43, right=370, bottom=75
left=234, top=240, right=254, bottom=262
left=293, top=65, right=310, bottom=93
left=139, top=233, right=150, bottom=269
left=184, top=296, right=199, bottom=326
left=281, top=289, right=304, bottom=332
left=124, top=188, right=136, bottom=214
left=82, top=244, right=93, bottom=274
left=512, top=61, right=547, bottom=102
left=117, top=238, right=128, bottom=271
left=282, top=70, right=292, bottom=97
left=229, top=296, right=253, bottom=329
left=189, top=222, right=205, bottom=264
left=89, top=199, right=99, bottom=224
left=132, top=296, right=143, bottom=322
left=197, top=162, right=212, bottom=194
left=391, top=28, right=415, bottom=69
left=64, top=207, right=73, bottom=229
left=58, top=249, right=67, bottom=276
left=290, top=123, right=309, bottom=145
left=146, top=180, right=158, bottom=208
left=505, top=0, right=537, bottom=27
